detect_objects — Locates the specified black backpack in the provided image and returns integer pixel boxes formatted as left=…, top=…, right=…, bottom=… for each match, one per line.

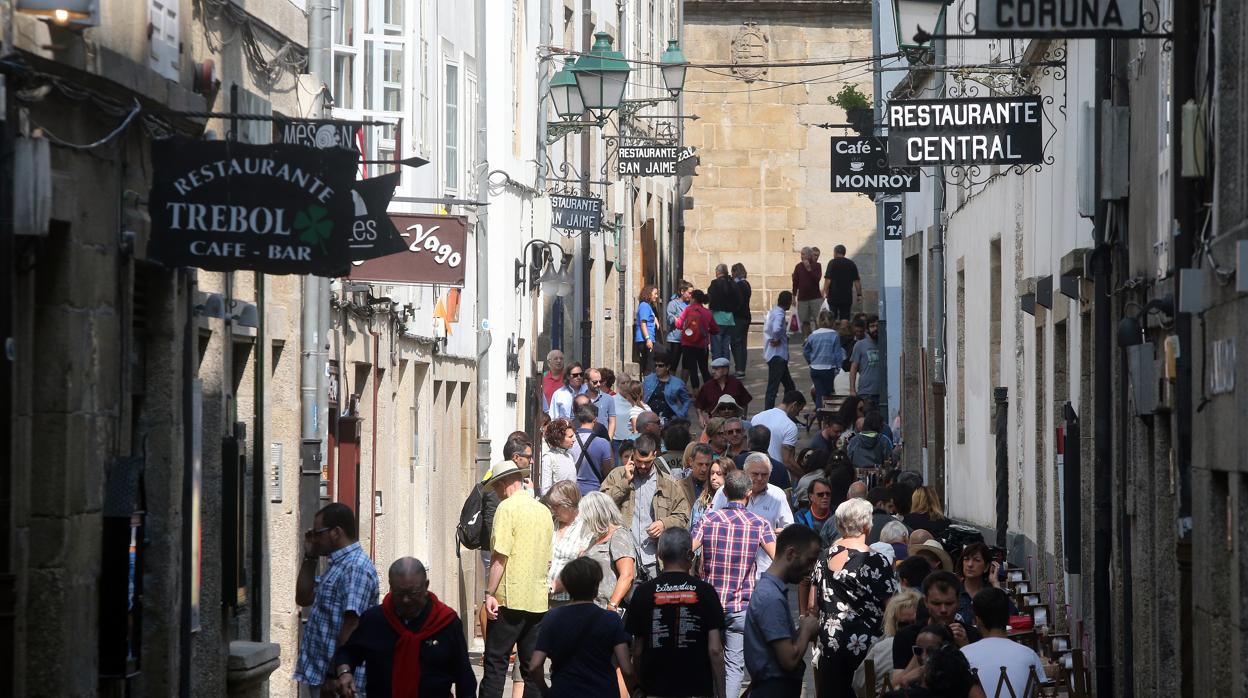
left=456, top=482, right=488, bottom=550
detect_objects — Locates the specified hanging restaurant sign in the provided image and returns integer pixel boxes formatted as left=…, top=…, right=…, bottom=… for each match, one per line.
left=273, top=118, right=362, bottom=153
left=147, top=137, right=358, bottom=276
left=349, top=214, right=468, bottom=287
left=974, top=0, right=1143, bottom=38
left=618, top=143, right=696, bottom=177
left=883, top=201, right=903, bottom=240
left=550, top=194, right=604, bottom=231
left=347, top=171, right=408, bottom=261
left=830, top=137, right=920, bottom=194
left=886, top=96, right=1045, bottom=168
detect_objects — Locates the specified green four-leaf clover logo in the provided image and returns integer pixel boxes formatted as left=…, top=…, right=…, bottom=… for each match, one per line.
left=295, top=205, right=333, bottom=254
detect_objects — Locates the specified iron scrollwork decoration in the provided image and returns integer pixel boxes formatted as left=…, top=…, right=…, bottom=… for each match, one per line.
left=943, top=92, right=1061, bottom=191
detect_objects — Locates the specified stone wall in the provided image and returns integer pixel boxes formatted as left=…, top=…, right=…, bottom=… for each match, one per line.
left=680, top=1, right=877, bottom=313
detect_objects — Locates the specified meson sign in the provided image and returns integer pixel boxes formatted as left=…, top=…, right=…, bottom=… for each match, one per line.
left=147, top=138, right=358, bottom=275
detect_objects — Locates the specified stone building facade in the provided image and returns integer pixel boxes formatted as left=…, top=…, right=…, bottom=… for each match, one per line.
left=680, top=0, right=877, bottom=313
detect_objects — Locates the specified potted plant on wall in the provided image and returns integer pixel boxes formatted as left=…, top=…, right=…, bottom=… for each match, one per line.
left=831, top=83, right=874, bottom=135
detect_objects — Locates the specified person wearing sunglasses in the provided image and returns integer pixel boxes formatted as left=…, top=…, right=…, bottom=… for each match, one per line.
left=886, top=624, right=985, bottom=698
left=852, top=589, right=922, bottom=698
left=642, top=352, right=692, bottom=423
left=548, top=362, right=589, bottom=421
left=582, top=368, right=617, bottom=437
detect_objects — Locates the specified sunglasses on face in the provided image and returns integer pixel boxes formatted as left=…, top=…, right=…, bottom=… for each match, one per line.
left=811, top=491, right=832, bottom=498
left=725, top=428, right=743, bottom=435
left=569, top=372, right=584, bottom=378
left=654, top=363, right=667, bottom=368
left=590, top=379, right=601, bottom=385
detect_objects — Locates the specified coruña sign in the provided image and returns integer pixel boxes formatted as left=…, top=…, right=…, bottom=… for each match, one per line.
left=550, top=194, right=603, bottom=231
left=349, top=214, right=468, bottom=287
left=887, top=96, right=1045, bottom=167
left=830, top=137, right=920, bottom=194
left=147, top=138, right=358, bottom=276
left=975, top=0, right=1143, bottom=38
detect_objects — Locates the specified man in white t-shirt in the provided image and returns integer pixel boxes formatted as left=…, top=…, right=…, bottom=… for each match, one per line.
left=711, top=452, right=794, bottom=577
left=962, top=587, right=1048, bottom=698
left=749, top=390, right=806, bottom=482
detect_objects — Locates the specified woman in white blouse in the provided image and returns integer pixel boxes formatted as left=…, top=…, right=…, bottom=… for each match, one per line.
left=539, top=418, right=578, bottom=495
left=543, top=480, right=589, bottom=607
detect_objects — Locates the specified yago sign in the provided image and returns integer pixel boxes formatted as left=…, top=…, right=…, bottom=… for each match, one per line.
left=147, top=137, right=358, bottom=275
left=349, top=214, right=468, bottom=286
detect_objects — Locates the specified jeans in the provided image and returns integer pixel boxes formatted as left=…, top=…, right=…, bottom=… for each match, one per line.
left=480, top=607, right=545, bottom=698
left=810, top=368, right=838, bottom=408
left=731, top=322, right=750, bottom=374
left=684, top=346, right=710, bottom=389
left=765, top=357, right=796, bottom=410
left=711, top=329, right=732, bottom=362
left=635, top=341, right=653, bottom=375
left=724, top=609, right=748, bottom=698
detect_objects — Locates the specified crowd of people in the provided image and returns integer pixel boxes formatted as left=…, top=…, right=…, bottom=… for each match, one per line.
left=287, top=247, right=1048, bottom=698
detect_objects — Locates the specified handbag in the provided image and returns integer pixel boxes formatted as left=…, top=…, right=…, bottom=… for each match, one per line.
left=712, top=310, right=736, bottom=327
left=789, top=313, right=799, bottom=333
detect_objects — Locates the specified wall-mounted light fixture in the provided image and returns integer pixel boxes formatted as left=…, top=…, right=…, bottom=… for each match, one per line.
left=15, top=0, right=97, bottom=25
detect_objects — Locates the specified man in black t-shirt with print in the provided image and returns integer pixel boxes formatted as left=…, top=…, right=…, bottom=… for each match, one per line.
left=626, top=526, right=726, bottom=698
left=822, top=244, right=862, bottom=321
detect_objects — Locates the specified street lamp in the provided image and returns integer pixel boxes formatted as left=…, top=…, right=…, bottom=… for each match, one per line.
left=659, top=39, right=689, bottom=97
left=15, top=0, right=94, bottom=24
left=892, top=0, right=951, bottom=48
left=572, top=32, right=632, bottom=123
left=549, top=58, right=585, bottom=121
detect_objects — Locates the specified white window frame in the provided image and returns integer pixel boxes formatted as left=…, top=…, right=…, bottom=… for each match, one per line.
left=442, top=53, right=461, bottom=194
left=149, top=0, right=180, bottom=82
left=465, top=66, right=479, bottom=198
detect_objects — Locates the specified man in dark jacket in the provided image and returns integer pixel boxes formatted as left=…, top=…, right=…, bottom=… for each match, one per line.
left=708, top=264, right=743, bottom=364
left=730, top=263, right=753, bottom=378
left=332, top=558, right=476, bottom=697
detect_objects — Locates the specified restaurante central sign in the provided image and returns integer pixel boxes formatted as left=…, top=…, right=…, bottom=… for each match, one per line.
left=886, top=96, right=1045, bottom=167
left=147, top=138, right=358, bottom=276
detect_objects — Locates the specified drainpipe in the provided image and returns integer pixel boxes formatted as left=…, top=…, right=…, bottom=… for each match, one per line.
left=1091, top=34, right=1115, bottom=698
left=576, top=6, right=592, bottom=365
left=475, top=0, right=491, bottom=469
left=0, top=57, right=16, bottom=695
left=871, top=0, right=889, bottom=422
left=301, top=0, right=332, bottom=555
left=930, top=34, right=947, bottom=497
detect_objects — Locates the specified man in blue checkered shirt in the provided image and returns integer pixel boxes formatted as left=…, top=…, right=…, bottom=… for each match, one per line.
left=294, top=503, right=379, bottom=696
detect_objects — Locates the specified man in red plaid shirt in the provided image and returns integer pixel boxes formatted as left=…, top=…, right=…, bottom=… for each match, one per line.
left=693, top=469, right=778, bottom=698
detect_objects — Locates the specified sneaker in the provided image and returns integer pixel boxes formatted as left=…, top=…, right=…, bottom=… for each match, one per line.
left=734, top=371, right=746, bottom=378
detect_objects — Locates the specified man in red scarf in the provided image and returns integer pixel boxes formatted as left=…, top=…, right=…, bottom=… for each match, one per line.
left=333, top=558, right=476, bottom=697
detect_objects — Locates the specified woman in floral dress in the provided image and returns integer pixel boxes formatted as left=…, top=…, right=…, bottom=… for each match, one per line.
left=808, top=497, right=899, bottom=698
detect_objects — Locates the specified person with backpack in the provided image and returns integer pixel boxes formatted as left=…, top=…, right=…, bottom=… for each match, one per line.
left=675, top=289, right=720, bottom=389
left=846, top=411, right=895, bottom=469
left=569, top=403, right=614, bottom=495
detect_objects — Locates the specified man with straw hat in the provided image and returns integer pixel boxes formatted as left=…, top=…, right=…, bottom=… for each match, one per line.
left=479, top=460, right=554, bottom=698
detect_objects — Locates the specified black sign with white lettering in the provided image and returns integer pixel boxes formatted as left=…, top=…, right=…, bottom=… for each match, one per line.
left=886, top=96, right=1045, bottom=167
left=550, top=194, right=604, bottom=231
left=883, top=201, right=903, bottom=240
left=147, top=137, right=358, bottom=275
left=830, top=137, right=920, bottom=193
left=618, top=144, right=696, bottom=177
left=975, top=0, right=1143, bottom=38
left=347, top=171, right=407, bottom=261
left=273, top=119, right=363, bottom=153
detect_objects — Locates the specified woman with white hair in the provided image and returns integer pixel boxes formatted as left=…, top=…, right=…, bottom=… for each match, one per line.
left=873, top=520, right=911, bottom=567
left=808, top=498, right=899, bottom=698
left=576, top=491, right=638, bottom=611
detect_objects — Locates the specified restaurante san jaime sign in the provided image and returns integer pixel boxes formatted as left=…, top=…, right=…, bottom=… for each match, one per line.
left=887, top=96, right=1045, bottom=168
left=975, top=0, right=1143, bottom=38
left=147, top=138, right=358, bottom=275
left=550, top=194, right=604, bottom=231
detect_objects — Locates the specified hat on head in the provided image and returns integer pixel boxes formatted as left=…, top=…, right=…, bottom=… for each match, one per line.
left=710, top=357, right=731, bottom=369
left=714, top=394, right=742, bottom=412
left=907, top=539, right=953, bottom=571
left=482, top=460, right=530, bottom=489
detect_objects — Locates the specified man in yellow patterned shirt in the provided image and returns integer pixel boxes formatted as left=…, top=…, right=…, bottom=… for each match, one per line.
left=479, top=460, right=554, bottom=698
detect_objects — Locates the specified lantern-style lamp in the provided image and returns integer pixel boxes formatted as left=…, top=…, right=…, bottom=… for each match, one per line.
left=572, top=32, right=631, bottom=122
left=550, top=58, right=585, bottom=121
left=892, top=0, right=950, bottom=48
left=659, top=39, right=689, bottom=97
left=15, top=0, right=95, bottom=24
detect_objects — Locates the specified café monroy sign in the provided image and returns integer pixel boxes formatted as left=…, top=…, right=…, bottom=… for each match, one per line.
left=550, top=194, right=604, bottom=232
left=887, top=96, right=1045, bottom=168
left=830, top=137, right=920, bottom=194
left=975, top=0, right=1143, bottom=38
left=147, top=138, right=358, bottom=276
